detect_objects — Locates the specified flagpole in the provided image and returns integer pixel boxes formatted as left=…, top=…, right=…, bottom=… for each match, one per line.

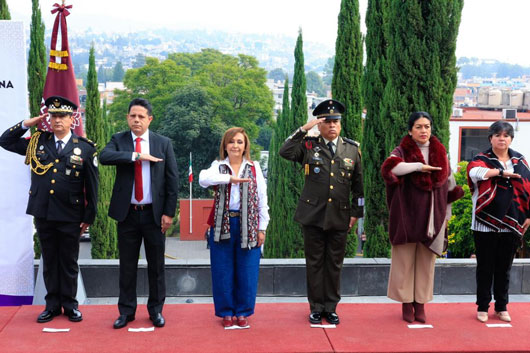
left=189, top=152, right=192, bottom=235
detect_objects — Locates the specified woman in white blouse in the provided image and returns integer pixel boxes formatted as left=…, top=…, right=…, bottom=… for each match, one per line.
left=467, top=120, right=530, bottom=323
left=199, top=127, right=269, bottom=329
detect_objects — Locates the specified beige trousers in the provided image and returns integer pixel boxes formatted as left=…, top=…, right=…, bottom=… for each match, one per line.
left=387, top=242, right=436, bottom=304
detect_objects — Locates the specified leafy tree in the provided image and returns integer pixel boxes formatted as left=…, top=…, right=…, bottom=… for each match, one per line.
left=132, top=53, right=146, bottom=68
left=168, top=50, right=273, bottom=142
left=0, top=0, right=10, bottom=19
left=85, top=46, right=117, bottom=259
left=305, top=71, right=326, bottom=97
left=447, top=161, right=473, bottom=258
left=332, top=0, right=363, bottom=143
left=158, top=84, right=224, bottom=199
left=256, top=124, right=273, bottom=150
left=109, top=57, right=190, bottom=131
left=112, top=61, right=125, bottom=81
left=362, top=0, right=391, bottom=258
left=268, top=68, right=287, bottom=82
left=28, top=0, right=46, bottom=118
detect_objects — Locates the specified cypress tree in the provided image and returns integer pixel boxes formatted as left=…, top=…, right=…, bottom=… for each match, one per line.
left=332, top=0, right=363, bottom=143
left=332, top=0, right=363, bottom=257
left=381, top=0, right=463, bottom=154
left=0, top=0, right=11, bottom=19
left=271, top=29, right=309, bottom=258
left=85, top=46, right=117, bottom=259
left=28, top=0, right=46, bottom=118
left=266, top=77, right=304, bottom=258
left=362, top=0, right=391, bottom=257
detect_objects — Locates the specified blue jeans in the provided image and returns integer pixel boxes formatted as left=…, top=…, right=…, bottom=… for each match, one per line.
left=209, top=215, right=261, bottom=317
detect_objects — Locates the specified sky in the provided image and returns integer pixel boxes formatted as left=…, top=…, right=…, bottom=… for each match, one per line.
left=7, top=0, right=530, bottom=67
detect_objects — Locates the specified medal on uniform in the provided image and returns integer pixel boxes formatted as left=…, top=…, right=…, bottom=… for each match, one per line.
left=75, top=171, right=80, bottom=177
left=343, top=158, right=353, bottom=167
left=305, top=164, right=309, bottom=175
left=39, top=145, right=44, bottom=150
left=66, top=169, right=71, bottom=176
left=73, top=147, right=81, bottom=155
left=314, top=146, right=321, bottom=152
left=314, top=152, right=319, bottom=158
left=314, top=167, right=320, bottom=174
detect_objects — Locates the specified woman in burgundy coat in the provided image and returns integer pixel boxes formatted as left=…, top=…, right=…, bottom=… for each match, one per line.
left=381, top=112, right=463, bottom=323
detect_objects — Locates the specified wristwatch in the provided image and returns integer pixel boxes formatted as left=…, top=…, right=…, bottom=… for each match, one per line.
left=498, top=168, right=504, bottom=177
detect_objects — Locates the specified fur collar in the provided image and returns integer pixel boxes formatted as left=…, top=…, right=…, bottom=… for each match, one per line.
left=382, top=135, right=448, bottom=191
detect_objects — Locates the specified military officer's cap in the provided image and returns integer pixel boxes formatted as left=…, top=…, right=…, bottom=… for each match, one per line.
left=312, top=99, right=345, bottom=120
left=45, top=96, right=77, bottom=115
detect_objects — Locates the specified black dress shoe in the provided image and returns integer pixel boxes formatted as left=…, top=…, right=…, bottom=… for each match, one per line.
left=324, top=311, right=340, bottom=325
left=309, top=311, right=322, bottom=324
left=37, top=309, right=61, bottom=323
left=113, top=314, right=135, bottom=329
left=65, top=308, right=83, bottom=322
left=150, top=313, right=165, bottom=327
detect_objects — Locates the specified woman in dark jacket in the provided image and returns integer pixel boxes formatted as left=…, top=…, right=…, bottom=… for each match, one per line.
left=381, top=112, right=463, bottom=323
left=467, top=120, right=530, bottom=323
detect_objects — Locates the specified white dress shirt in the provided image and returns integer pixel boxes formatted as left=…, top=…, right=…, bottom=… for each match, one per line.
left=131, top=130, right=152, bottom=204
left=469, top=160, right=514, bottom=232
left=322, top=136, right=339, bottom=154
left=199, top=157, right=270, bottom=231
left=54, top=130, right=72, bottom=149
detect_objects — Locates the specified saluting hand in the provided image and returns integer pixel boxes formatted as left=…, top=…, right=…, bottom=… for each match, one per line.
left=421, top=164, right=442, bottom=173
left=138, top=153, right=163, bottom=163
left=23, top=114, right=47, bottom=128
left=230, top=176, right=251, bottom=184
left=302, top=117, right=326, bottom=132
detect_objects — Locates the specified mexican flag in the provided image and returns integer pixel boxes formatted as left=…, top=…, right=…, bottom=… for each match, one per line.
left=188, top=152, right=193, bottom=183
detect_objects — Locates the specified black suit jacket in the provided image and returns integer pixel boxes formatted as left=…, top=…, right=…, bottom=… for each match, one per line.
left=100, top=130, right=178, bottom=226
left=0, top=122, right=99, bottom=224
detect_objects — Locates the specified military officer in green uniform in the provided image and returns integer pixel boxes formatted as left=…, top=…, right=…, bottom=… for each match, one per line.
left=279, top=99, right=363, bottom=325
left=0, top=96, right=99, bottom=323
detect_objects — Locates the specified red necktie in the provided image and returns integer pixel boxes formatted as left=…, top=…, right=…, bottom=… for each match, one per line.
left=134, top=137, right=143, bottom=202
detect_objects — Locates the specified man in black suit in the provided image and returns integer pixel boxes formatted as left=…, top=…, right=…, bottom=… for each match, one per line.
left=100, top=98, right=178, bottom=329
left=0, top=96, right=98, bottom=323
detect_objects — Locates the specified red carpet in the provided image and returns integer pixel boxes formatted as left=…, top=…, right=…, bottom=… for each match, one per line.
left=0, top=303, right=529, bottom=353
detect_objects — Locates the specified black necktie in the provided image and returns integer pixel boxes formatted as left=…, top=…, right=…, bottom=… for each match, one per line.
left=327, top=141, right=335, bottom=157
left=56, top=140, right=63, bottom=155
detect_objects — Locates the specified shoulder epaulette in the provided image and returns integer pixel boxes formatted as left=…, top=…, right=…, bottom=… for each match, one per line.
left=342, top=137, right=359, bottom=147
left=78, top=136, right=97, bottom=147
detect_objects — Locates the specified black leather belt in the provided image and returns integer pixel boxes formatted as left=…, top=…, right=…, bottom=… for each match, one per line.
left=229, top=211, right=240, bottom=217
left=131, top=204, right=152, bottom=211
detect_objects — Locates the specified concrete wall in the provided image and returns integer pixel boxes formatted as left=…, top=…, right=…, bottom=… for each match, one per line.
left=36, top=258, right=530, bottom=298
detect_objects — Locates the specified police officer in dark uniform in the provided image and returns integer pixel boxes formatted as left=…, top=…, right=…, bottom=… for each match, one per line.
left=279, top=99, right=363, bottom=325
left=0, top=96, right=99, bottom=323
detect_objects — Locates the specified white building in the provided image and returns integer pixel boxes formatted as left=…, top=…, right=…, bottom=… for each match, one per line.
left=449, top=108, right=530, bottom=170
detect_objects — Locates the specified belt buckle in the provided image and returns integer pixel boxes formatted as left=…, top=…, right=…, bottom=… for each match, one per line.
left=229, top=211, right=240, bottom=217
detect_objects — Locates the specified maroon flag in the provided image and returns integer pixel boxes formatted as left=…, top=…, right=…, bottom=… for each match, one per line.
left=39, top=2, right=83, bottom=136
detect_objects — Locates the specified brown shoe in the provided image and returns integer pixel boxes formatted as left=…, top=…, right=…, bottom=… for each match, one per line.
left=402, top=303, right=414, bottom=323
left=413, top=302, right=426, bottom=323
